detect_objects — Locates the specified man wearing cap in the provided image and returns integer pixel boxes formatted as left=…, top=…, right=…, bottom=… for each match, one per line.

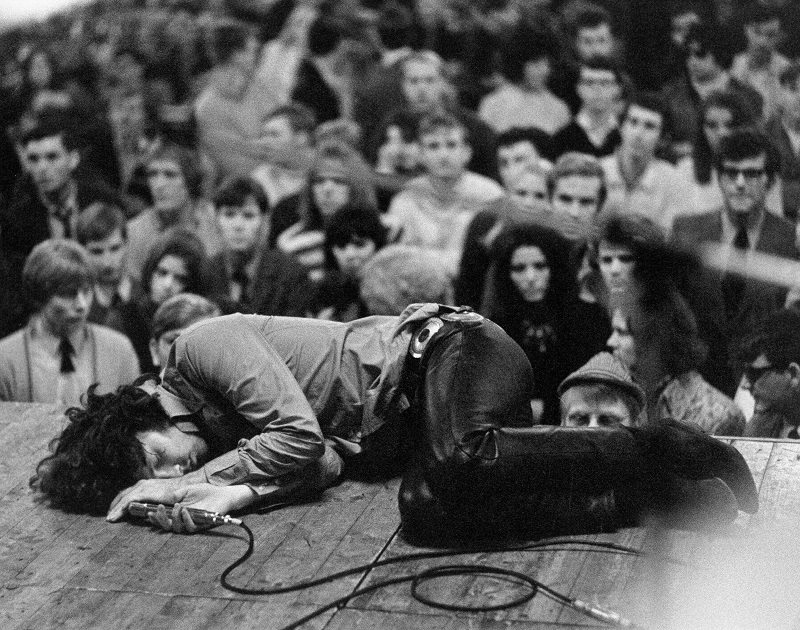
left=33, top=304, right=758, bottom=541
left=559, top=352, right=646, bottom=428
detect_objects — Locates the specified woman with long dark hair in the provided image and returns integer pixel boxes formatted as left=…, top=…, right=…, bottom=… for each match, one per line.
left=484, top=222, right=609, bottom=424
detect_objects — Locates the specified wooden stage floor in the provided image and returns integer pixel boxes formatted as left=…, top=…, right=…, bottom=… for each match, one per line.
left=2, top=402, right=800, bottom=630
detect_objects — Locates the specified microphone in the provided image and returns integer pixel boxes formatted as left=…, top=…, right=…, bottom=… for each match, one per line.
left=128, top=502, right=243, bottom=526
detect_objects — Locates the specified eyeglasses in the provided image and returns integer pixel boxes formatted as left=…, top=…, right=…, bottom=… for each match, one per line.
left=719, top=166, right=766, bottom=181
left=743, top=364, right=784, bottom=384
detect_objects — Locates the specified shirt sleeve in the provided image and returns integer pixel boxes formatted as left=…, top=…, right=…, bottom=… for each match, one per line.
left=168, top=315, right=327, bottom=487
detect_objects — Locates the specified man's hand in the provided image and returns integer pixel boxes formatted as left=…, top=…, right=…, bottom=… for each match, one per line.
left=110, top=481, right=257, bottom=534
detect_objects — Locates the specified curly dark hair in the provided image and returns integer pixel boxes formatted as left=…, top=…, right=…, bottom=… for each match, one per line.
left=30, top=375, right=168, bottom=515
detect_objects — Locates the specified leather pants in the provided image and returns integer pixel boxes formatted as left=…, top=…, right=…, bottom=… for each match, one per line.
left=397, top=314, right=758, bottom=544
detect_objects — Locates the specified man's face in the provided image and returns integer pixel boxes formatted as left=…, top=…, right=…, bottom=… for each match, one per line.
left=576, top=67, right=621, bottom=114
left=137, top=424, right=210, bottom=478
left=85, top=229, right=127, bottom=286
left=216, top=196, right=263, bottom=253
left=607, top=309, right=635, bottom=370
left=402, top=59, right=445, bottom=110
left=147, top=159, right=191, bottom=215
left=509, top=171, right=549, bottom=211
left=597, top=241, right=635, bottom=293
left=419, top=127, right=471, bottom=179
left=498, top=141, right=539, bottom=187
left=620, top=104, right=663, bottom=160
left=560, top=386, right=633, bottom=427
left=718, top=154, right=769, bottom=219
left=39, top=286, right=93, bottom=337
left=742, top=353, right=799, bottom=416
left=550, top=174, right=603, bottom=238
left=150, top=254, right=189, bottom=305
left=23, top=135, right=79, bottom=194
left=575, top=23, right=613, bottom=61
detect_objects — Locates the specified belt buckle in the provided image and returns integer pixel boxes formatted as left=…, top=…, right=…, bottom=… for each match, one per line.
left=410, top=317, right=444, bottom=359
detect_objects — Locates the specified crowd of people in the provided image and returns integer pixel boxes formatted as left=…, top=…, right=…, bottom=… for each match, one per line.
left=3, top=0, right=800, bottom=448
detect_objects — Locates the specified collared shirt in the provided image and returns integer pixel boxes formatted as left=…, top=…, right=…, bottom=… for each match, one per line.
left=576, top=110, right=619, bottom=150
left=601, top=154, right=690, bottom=232
left=159, top=308, right=441, bottom=495
left=27, top=318, right=94, bottom=406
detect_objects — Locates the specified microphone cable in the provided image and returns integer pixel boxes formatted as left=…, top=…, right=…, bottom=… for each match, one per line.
left=219, top=519, right=663, bottom=629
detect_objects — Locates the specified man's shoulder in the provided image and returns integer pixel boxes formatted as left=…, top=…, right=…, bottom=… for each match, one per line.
left=759, top=211, right=798, bottom=255
left=458, top=172, right=504, bottom=197
left=0, top=328, right=25, bottom=352
left=672, top=211, right=721, bottom=241
left=89, top=323, right=137, bottom=350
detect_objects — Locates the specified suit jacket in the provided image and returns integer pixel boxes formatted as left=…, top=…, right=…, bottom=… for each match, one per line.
left=765, top=115, right=800, bottom=221
left=672, top=209, right=798, bottom=358
left=0, top=174, right=122, bottom=281
left=291, top=59, right=341, bottom=125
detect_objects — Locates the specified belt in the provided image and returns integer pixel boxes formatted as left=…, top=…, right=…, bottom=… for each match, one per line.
left=401, top=311, right=485, bottom=403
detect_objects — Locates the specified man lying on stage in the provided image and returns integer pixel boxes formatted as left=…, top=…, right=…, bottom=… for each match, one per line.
left=32, top=304, right=759, bottom=541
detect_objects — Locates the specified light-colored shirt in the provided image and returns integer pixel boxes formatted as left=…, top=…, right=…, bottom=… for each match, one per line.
left=0, top=321, right=140, bottom=404
left=386, top=172, right=504, bottom=277
left=478, top=84, right=570, bottom=135
left=160, top=307, right=440, bottom=494
left=601, top=154, right=690, bottom=232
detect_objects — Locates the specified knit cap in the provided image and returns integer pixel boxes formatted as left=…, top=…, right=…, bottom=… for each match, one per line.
left=557, top=351, right=646, bottom=409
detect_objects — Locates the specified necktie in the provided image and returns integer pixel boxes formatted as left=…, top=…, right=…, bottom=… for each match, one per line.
left=723, top=219, right=750, bottom=316
left=733, top=220, right=749, bottom=250
left=59, top=337, right=75, bottom=374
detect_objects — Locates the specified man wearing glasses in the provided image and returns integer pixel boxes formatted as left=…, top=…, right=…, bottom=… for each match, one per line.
left=673, top=127, right=798, bottom=392
left=740, top=308, right=800, bottom=438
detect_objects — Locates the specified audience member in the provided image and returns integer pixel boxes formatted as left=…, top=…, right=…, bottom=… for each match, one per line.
left=739, top=307, right=800, bottom=438
left=250, top=103, right=316, bottom=208
left=386, top=112, right=504, bottom=278
left=672, top=127, right=797, bottom=365
left=730, top=4, right=790, bottom=120
left=676, top=89, right=775, bottom=216
left=550, top=57, right=624, bottom=159
left=358, top=244, right=453, bottom=316
left=195, top=23, right=261, bottom=179
left=209, top=177, right=311, bottom=316
left=125, top=143, right=222, bottom=281
left=314, top=204, right=387, bottom=322
left=275, top=140, right=377, bottom=283
left=148, top=292, right=221, bottom=370
left=549, top=151, right=607, bottom=240
left=0, top=239, right=139, bottom=404
left=483, top=222, right=609, bottom=424
left=367, top=51, right=499, bottom=179
left=558, top=351, right=646, bottom=427
left=662, top=22, right=763, bottom=159
left=496, top=127, right=553, bottom=189
left=765, top=62, right=800, bottom=222
left=478, top=27, right=570, bottom=136
left=600, top=91, right=690, bottom=231
left=507, top=162, right=552, bottom=213
left=1, top=114, right=122, bottom=282
left=107, top=228, right=211, bottom=374
left=608, top=288, right=745, bottom=435
left=75, top=202, right=136, bottom=325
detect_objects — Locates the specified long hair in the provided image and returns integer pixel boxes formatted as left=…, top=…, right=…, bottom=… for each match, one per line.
left=140, top=228, right=210, bottom=300
left=487, top=222, right=574, bottom=322
left=693, top=90, right=757, bottom=184
left=30, top=376, right=168, bottom=514
left=297, top=140, right=378, bottom=231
